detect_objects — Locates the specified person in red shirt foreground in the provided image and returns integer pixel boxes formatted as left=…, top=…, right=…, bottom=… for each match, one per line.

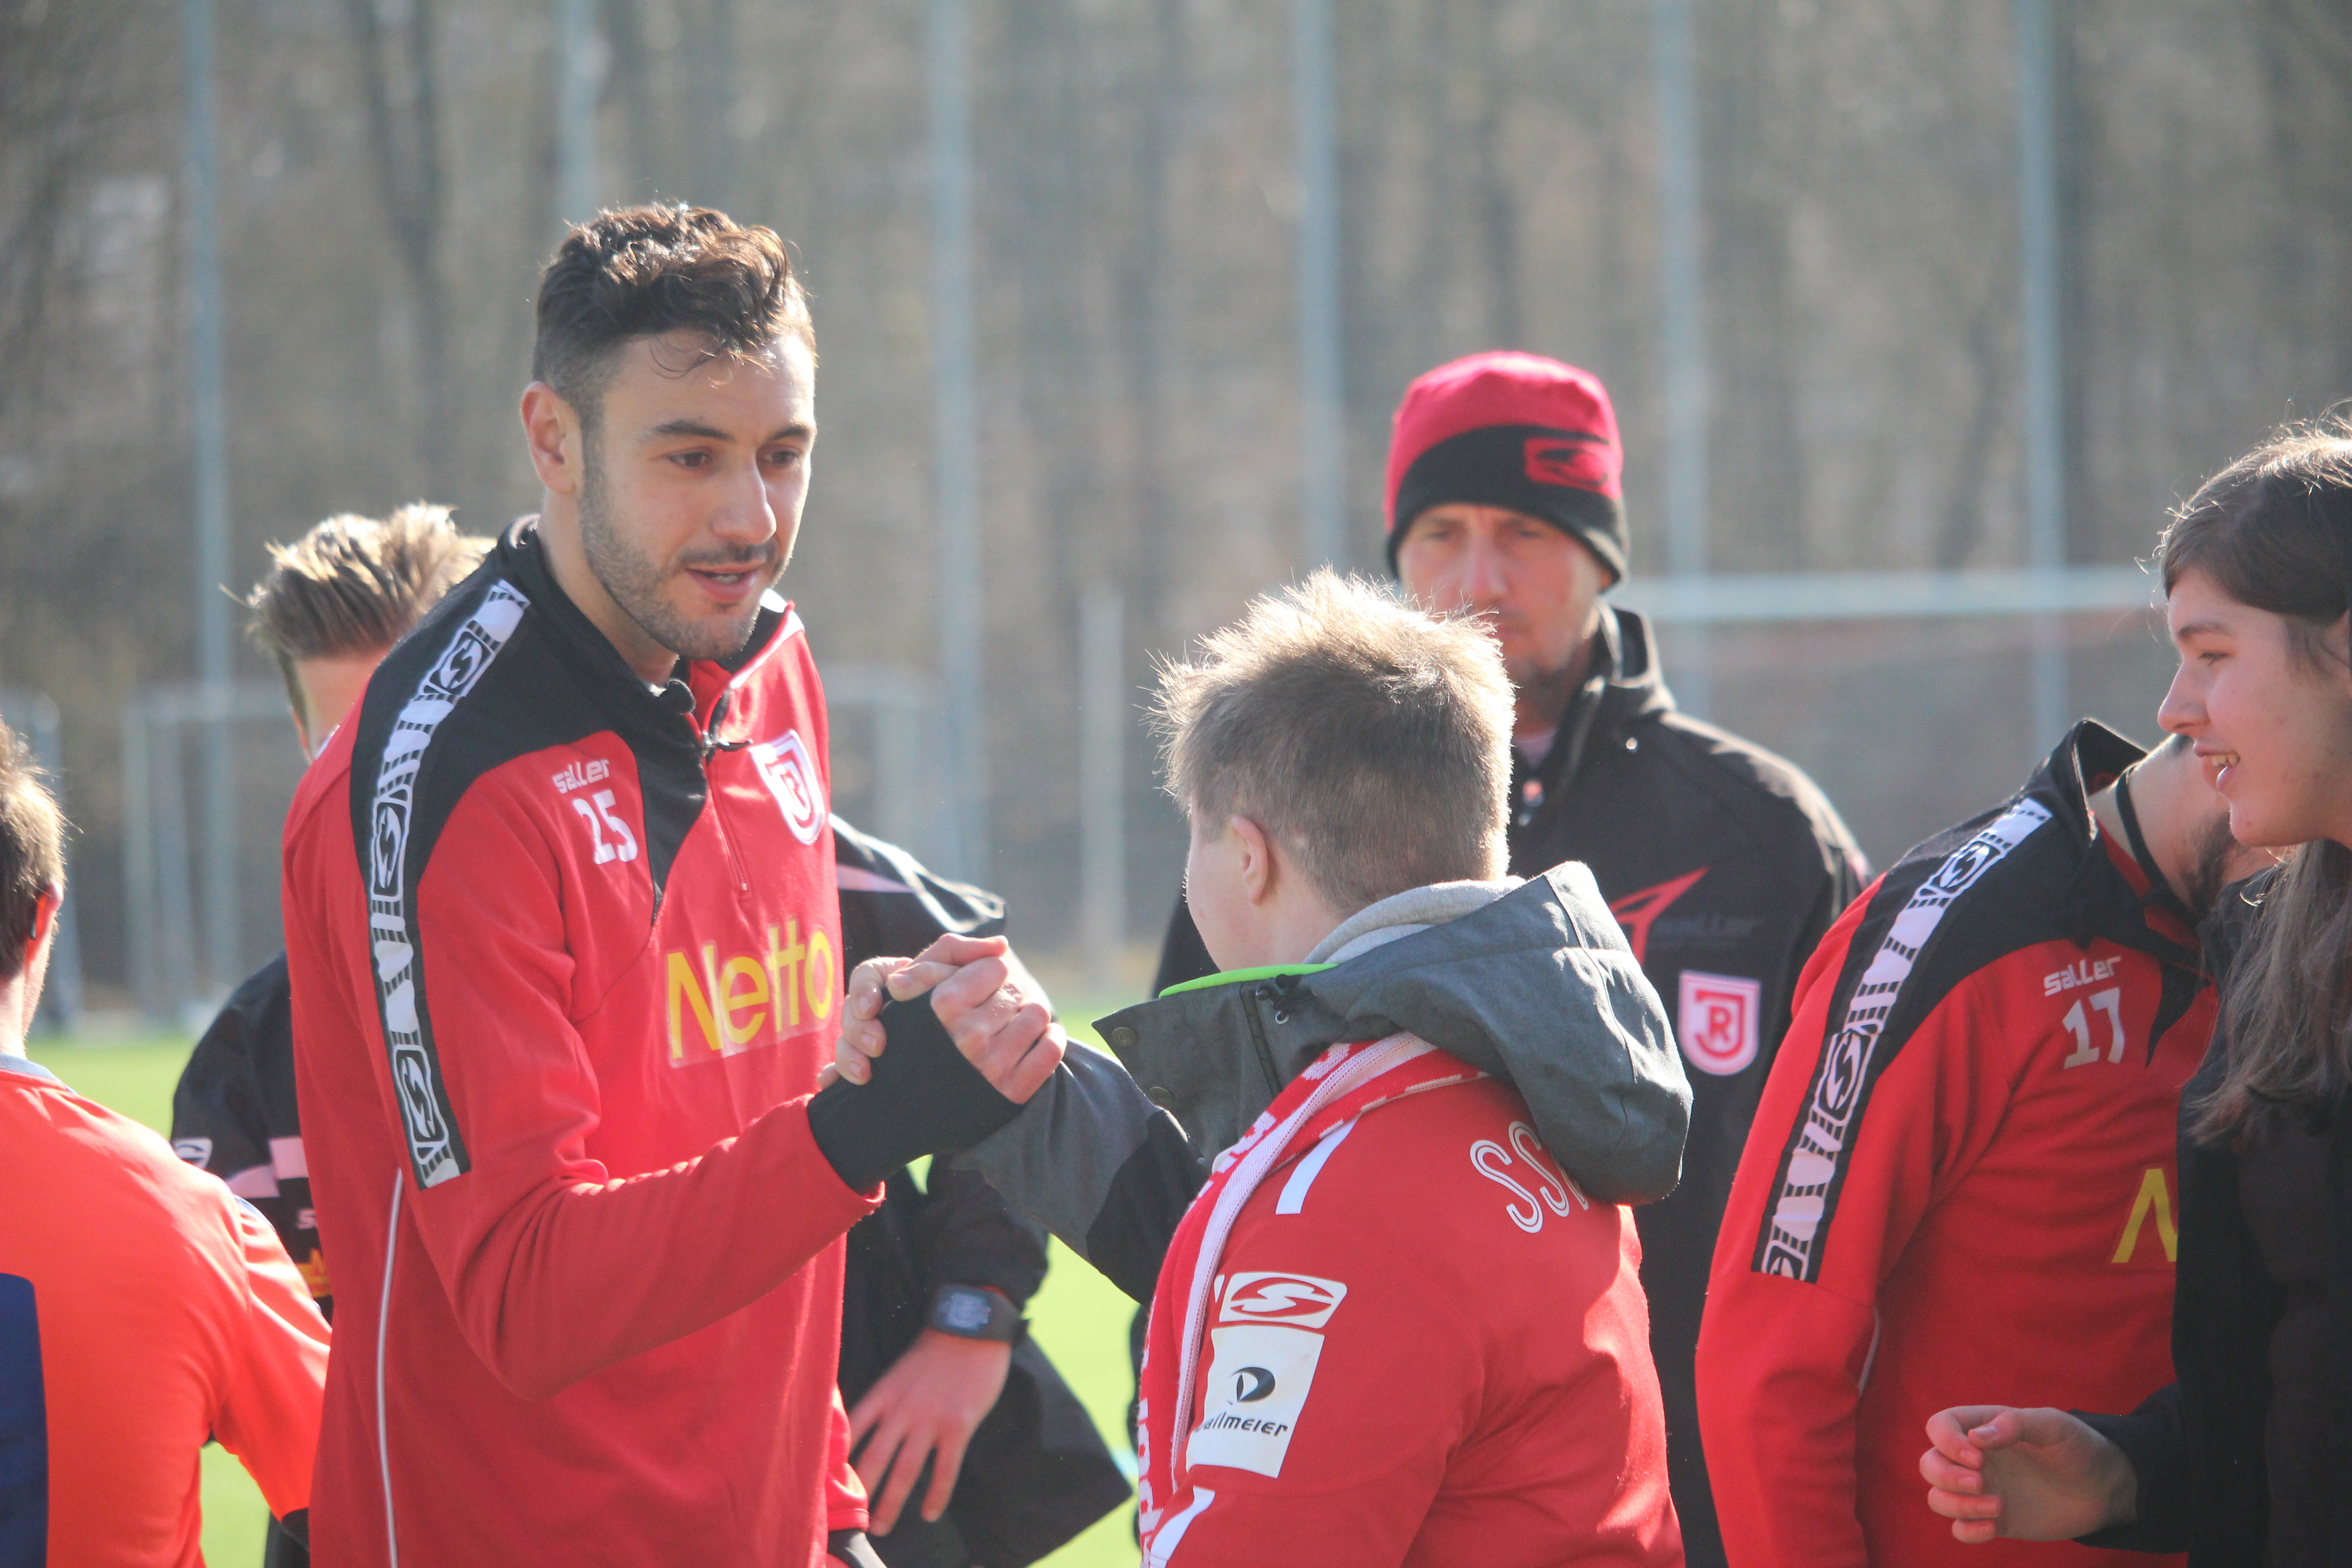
left=281, top=206, right=1060, bottom=1567
left=1696, top=720, right=2264, bottom=1568
left=1920, top=426, right=2352, bottom=1563
left=0, top=719, right=329, bottom=1564
left=842, top=572, right=1685, bottom=1565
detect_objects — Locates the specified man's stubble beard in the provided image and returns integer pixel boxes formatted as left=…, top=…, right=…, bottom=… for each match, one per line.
left=1500, top=622, right=1599, bottom=729
left=577, top=431, right=782, bottom=665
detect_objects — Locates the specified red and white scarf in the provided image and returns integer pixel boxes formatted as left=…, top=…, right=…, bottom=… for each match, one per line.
left=1135, top=1032, right=1485, bottom=1558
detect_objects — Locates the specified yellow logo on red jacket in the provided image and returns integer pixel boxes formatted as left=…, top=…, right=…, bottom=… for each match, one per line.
left=664, top=918, right=838, bottom=1062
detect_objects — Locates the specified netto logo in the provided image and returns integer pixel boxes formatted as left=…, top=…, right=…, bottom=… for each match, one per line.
left=665, top=918, right=838, bottom=1063
left=1218, top=1271, right=1347, bottom=1330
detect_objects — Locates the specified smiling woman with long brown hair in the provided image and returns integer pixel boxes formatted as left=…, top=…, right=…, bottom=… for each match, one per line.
left=1917, top=422, right=2352, bottom=1568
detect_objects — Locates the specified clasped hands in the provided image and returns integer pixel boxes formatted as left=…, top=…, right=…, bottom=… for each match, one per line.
left=824, top=931, right=1066, bottom=1111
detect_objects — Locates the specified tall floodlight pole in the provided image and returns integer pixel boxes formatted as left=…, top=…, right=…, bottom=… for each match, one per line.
left=930, top=0, right=987, bottom=877
left=1653, top=0, right=1710, bottom=718
left=557, top=0, right=602, bottom=225
left=1294, top=0, right=1345, bottom=570
left=2015, top=0, right=2068, bottom=754
left=183, top=0, right=239, bottom=997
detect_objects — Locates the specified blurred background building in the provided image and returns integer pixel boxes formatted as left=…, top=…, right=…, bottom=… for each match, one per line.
left=6, top=0, right=2352, bottom=1024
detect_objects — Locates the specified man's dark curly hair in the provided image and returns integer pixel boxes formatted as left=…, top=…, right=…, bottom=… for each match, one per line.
left=532, top=204, right=814, bottom=430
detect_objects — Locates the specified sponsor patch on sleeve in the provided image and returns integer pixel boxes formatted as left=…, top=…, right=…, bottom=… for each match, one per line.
left=1218, top=1270, right=1347, bottom=1328
left=1185, top=1323, right=1326, bottom=1478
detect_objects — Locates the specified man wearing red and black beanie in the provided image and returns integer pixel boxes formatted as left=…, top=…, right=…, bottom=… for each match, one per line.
left=1156, top=351, right=1865, bottom=1568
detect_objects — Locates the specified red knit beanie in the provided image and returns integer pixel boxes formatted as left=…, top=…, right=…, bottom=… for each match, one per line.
left=1383, top=352, right=1627, bottom=582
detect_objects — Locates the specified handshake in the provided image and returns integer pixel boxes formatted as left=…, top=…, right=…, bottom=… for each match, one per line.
left=806, top=934, right=1069, bottom=1191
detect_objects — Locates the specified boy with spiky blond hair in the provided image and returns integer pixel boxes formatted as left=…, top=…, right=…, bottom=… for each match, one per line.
left=837, top=572, right=1688, bottom=1564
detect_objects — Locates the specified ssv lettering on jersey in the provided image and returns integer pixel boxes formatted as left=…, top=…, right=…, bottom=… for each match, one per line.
left=664, top=918, right=838, bottom=1063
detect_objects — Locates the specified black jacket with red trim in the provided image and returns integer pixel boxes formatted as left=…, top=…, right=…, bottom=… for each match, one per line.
left=1155, top=603, right=1862, bottom=1566
left=170, top=952, right=330, bottom=1310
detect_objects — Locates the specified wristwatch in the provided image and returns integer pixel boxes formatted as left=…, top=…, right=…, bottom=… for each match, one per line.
left=927, top=1284, right=1022, bottom=1344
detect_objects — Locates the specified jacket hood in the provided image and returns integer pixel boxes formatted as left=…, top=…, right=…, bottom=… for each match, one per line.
left=1093, top=862, right=1692, bottom=1205
left=2018, top=717, right=2204, bottom=969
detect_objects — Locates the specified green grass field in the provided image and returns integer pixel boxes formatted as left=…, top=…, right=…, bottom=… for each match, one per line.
left=29, top=1010, right=1144, bottom=1567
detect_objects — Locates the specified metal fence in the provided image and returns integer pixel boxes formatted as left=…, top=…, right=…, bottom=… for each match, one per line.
left=120, top=679, right=292, bottom=1028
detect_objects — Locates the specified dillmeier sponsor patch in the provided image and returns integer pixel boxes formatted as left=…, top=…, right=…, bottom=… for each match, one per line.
left=1186, top=1323, right=1326, bottom=1479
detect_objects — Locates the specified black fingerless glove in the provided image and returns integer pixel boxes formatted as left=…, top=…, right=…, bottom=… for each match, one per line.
left=807, top=998, right=1026, bottom=1192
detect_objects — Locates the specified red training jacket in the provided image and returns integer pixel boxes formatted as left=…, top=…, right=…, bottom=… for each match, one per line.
left=283, top=524, right=880, bottom=1566
left=1138, top=1034, right=1681, bottom=1568
left=1697, top=725, right=2206, bottom=1568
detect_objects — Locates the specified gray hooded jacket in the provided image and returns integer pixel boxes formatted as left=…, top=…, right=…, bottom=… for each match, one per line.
left=959, top=862, right=1692, bottom=1303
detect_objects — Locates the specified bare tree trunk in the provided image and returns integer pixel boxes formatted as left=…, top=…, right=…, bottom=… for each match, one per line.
left=1472, top=0, right=1520, bottom=349
left=1112, top=0, right=1185, bottom=637
left=1935, top=297, right=2007, bottom=569
left=1699, top=0, right=1803, bottom=571
left=344, top=0, right=452, bottom=497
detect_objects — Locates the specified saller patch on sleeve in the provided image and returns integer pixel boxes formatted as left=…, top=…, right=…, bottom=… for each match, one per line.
left=1753, top=797, right=2050, bottom=1282
left=362, top=580, right=529, bottom=1187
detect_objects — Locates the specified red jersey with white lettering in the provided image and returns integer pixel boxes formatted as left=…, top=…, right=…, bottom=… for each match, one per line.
left=1137, top=1034, right=1681, bottom=1568
left=283, top=524, right=879, bottom=1567
left=1696, top=724, right=2205, bottom=1568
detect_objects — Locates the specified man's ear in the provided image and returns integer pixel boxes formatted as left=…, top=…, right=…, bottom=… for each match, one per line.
left=20, top=884, right=58, bottom=975
left=520, top=382, right=584, bottom=495
left=1229, top=816, right=1275, bottom=906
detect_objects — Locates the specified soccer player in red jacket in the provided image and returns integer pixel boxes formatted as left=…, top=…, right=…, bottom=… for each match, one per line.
left=1696, top=723, right=2266, bottom=1568
left=281, top=206, right=1059, bottom=1567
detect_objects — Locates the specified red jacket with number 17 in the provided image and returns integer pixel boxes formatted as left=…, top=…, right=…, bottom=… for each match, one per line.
left=1697, top=723, right=2207, bottom=1568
